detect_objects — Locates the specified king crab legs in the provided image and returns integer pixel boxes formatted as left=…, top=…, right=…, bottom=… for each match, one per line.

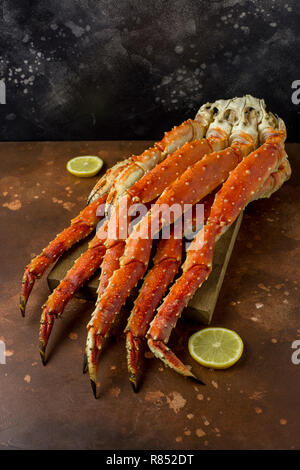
left=21, top=105, right=213, bottom=318
left=147, top=112, right=290, bottom=376
left=125, top=193, right=215, bottom=390
left=20, top=94, right=291, bottom=398
left=96, top=99, right=233, bottom=299
left=37, top=99, right=223, bottom=362
left=20, top=159, right=130, bottom=315
left=86, top=95, right=264, bottom=394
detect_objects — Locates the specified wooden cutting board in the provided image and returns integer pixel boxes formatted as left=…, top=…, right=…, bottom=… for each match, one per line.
left=47, top=213, right=242, bottom=324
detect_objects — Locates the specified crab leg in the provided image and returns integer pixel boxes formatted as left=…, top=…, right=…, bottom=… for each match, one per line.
left=102, top=99, right=231, bottom=258
left=87, top=159, right=131, bottom=204
left=97, top=133, right=219, bottom=294
left=39, top=231, right=107, bottom=364
left=86, top=96, right=262, bottom=394
left=98, top=133, right=217, bottom=293
left=97, top=99, right=235, bottom=305
left=125, top=194, right=214, bottom=390
left=38, top=105, right=214, bottom=363
left=20, top=198, right=105, bottom=316
left=104, top=103, right=216, bottom=209
left=23, top=109, right=209, bottom=317
left=20, top=157, right=131, bottom=315
left=125, top=227, right=182, bottom=390
left=147, top=116, right=289, bottom=377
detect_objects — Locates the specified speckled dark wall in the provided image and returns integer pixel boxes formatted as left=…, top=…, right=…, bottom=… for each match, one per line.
left=1, top=0, right=300, bottom=141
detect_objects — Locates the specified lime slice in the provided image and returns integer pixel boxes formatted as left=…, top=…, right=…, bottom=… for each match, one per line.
left=66, top=156, right=103, bottom=177
left=188, top=327, right=244, bottom=369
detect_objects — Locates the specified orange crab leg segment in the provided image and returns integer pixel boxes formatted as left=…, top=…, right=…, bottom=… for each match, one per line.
left=121, top=142, right=249, bottom=268
left=86, top=138, right=256, bottom=393
left=97, top=242, right=127, bottom=297
left=105, top=103, right=216, bottom=207
left=86, top=97, right=265, bottom=393
left=147, top=127, right=288, bottom=377
left=126, top=132, right=227, bottom=205
left=98, top=100, right=231, bottom=307
left=125, top=230, right=183, bottom=390
left=98, top=135, right=226, bottom=301
left=36, top=109, right=213, bottom=362
left=21, top=155, right=133, bottom=315
left=39, top=231, right=107, bottom=364
left=86, top=261, right=147, bottom=396
left=125, top=195, right=214, bottom=390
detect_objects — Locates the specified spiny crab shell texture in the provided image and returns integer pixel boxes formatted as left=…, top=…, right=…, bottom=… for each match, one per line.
left=21, top=95, right=291, bottom=397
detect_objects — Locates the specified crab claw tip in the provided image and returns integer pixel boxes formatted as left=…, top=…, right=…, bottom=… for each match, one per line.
left=129, top=378, right=138, bottom=393
left=39, top=344, right=46, bottom=366
left=189, top=375, right=205, bottom=386
left=90, top=379, right=98, bottom=399
left=19, top=300, right=26, bottom=317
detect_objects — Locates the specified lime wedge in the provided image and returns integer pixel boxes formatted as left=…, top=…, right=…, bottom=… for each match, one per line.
left=66, top=156, right=103, bottom=177
left=188, top=327, right=244, bottom=369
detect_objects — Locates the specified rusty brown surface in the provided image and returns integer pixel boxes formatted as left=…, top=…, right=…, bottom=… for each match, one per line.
left=0, top=140, right=299, bottom=450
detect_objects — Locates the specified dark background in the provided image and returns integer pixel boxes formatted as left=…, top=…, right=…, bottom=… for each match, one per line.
left=1, top=0, right=300, bottom=142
